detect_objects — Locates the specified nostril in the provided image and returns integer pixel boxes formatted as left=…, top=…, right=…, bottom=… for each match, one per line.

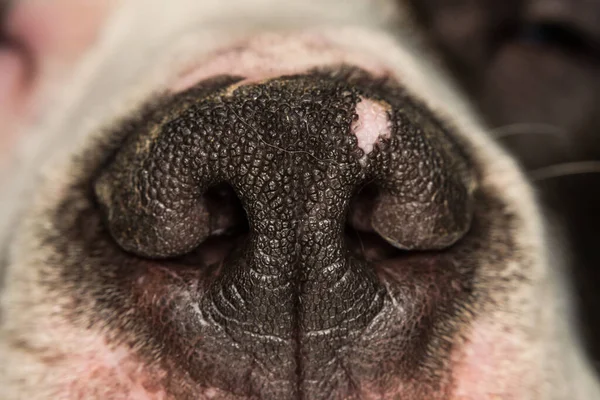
left=203, top=183, right=249, bottom=237
left=346, top=183, right=379, bottom=233
left=171, top=183, right=249, bottom=267
left=94, top=150, right=214, bottom=260
left=95, top=177, right=249, bottom=265
left=367, top=108, right=476, bottom=251
left=345, top=183, right=406, bottom=262
left=345, top=136, right=473, bottom=263
left=94, top=75, right=247, bottom=259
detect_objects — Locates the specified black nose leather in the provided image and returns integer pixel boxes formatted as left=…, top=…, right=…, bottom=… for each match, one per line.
left=94, top=70, right=475, bottom=398
left=96, top=75, right=474, bottom=259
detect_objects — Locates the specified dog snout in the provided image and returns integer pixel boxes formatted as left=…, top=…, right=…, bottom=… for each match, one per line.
left=90, top=68, right=476, bottom=397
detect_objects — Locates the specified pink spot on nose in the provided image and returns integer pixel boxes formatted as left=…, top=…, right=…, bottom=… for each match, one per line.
left=352, top=97, right=391, bottom=160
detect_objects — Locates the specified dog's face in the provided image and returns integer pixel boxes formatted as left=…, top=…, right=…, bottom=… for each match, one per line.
left=1, top=1, right=599, bottom=399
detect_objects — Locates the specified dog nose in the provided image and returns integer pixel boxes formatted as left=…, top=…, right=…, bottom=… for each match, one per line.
left=96, top=74, right=474, bottom=259
left=94, top=70, right=475, bottom=396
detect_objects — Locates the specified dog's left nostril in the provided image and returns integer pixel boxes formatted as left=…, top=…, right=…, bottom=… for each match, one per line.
left=346, top=131, right=475, bottom=256
left=369, top=122, right=476, bottom=251
left=355, top=104, right=476, bottom=252
left=345, top=183, right=404, bottom=262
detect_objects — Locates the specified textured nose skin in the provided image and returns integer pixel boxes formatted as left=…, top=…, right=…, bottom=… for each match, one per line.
left=94, top=70, right=474, bottom=398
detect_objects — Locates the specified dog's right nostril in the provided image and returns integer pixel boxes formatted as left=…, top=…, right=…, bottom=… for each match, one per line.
left=94, top=147, right=216, bottom=259
left=94, top=114, right=235, bottom=259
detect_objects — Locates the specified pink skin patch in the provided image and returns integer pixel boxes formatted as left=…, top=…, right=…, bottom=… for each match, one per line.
left=451, top=318, right=538, bottom=399
left=169, top=32, right=392, bottom=93
left=62, top=346, right=169, bottom=400
left=14, top=328, right=171, bottom=400
left=352, top=97, right=392, bottom=160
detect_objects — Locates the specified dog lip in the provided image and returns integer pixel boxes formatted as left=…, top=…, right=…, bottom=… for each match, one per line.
left=120, top=197, right=479, bottom=398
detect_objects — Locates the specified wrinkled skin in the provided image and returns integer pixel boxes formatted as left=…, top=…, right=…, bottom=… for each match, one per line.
left=1, top=0, right=600, bottom=399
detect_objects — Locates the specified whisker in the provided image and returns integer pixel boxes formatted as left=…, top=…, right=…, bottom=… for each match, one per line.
left=491, top=122, right=570, bottom=141
left=530, top=161, right=600, bottom=182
